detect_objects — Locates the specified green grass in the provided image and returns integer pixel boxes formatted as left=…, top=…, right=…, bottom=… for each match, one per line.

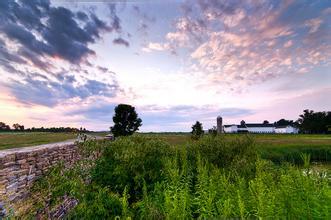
left=18, top=136, right=331, bottom=219
left=141, top=133, right=331, bottom=163
left=141, top=133, right=190, bottom=145
left=0, top=132, right=111, bottom=150
left=141, top=133, right=331, bottom=146
left=1, top=132, right=330, bottom=163
left=0, top=132, right=77, bottom=150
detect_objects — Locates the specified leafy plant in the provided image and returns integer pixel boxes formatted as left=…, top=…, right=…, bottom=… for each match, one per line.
left=19, top=135, right=331, bottom=219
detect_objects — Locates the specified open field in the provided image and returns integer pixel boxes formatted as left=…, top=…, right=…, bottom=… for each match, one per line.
left=0, top=132, right=110, bottom=150
left=141, top=133, right=331, bottom=163
left=0, top=132, right=77, bottom=150
left=1, top=132, right=330, bottom=163
left=141, top=133, right=331, bottom=146
left=19, top=136, right=331, bottom=218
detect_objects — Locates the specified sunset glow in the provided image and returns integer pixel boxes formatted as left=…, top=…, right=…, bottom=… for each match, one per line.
left=0, top=0, right=330, bottom=131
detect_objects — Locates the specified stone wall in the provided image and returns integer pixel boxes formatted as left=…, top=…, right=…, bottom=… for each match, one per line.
left=0, top=141, right=80, bottom=208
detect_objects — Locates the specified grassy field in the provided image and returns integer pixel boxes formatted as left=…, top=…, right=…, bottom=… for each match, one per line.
left=1, top=132, right=330, bottom=163
left=0, top=132, right=77, bottom=150
left=0, top=132, right=111, bottom=150
left=19, top=135, right=331, bottom=218
left=141, top=133, right=331, bottom=163
left=141, top=133, right=331, bottom=147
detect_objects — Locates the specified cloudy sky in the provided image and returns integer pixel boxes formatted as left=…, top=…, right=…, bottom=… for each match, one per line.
left=0, top=0, right=330, bottom=131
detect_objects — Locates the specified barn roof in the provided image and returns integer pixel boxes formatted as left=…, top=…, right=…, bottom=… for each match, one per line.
left=245, top=123, right=274, bottom=128
left=224, top=124, right=236, bottom=128
left=224, top=123, right=275, bottom=128
left=275, top=125, right=288, bottom=129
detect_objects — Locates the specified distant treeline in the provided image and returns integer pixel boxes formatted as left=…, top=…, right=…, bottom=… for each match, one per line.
left=0, top=122, right=89, bottom=133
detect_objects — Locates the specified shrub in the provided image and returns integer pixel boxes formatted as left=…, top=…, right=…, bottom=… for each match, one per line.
left=20, top=135, right=331, bottom=219
left=91, top=136, right=173, bottom=202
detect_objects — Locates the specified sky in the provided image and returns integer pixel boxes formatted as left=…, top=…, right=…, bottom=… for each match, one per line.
left=0, top=0, right=330, bottom=132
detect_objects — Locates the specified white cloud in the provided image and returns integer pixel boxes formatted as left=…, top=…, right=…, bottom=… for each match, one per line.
left=142, top=42, right=170, bottom=52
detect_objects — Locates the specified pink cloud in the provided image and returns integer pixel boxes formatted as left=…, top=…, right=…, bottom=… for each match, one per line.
left=305, top=18, right=323, bottom=33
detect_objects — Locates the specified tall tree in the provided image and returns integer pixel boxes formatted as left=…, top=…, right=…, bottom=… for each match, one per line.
left=191, top=121, right=204, bottom=140
left=0, top=122, right=10, bottom=131
left=12, top=123, right=23, bottom=131
left=297, top=109, right=331, bottom=133
left=111, top=104, right=142, bottom=137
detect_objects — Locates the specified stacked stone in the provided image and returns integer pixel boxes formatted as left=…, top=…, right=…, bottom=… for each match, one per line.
left=50, top=196, right=78, bottom=219
left=0, top=202, right=6, bottom=217
left=0, top=143, right=79, bottom=205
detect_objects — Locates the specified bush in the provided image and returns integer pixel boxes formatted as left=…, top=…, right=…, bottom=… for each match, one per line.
left=91, top=136, right=173, bottom=202
left=19, top=135, right=331, bottom=219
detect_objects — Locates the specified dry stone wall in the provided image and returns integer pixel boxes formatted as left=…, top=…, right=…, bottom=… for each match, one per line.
left=0, top=141, right=80, bottom=207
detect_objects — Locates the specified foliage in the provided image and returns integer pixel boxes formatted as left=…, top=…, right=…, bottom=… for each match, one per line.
left=208, top=126, right=217, bottom=137
left=0, top=121, right=88, bottom=133
left=259, top=145, right=331, bottom=164
left=297, top=109, right=331, bottom=133
left=191, top=121, right=204, bottom=140
left=0, top=122, right=11, bottom=131
left=274, top=118, right=295, bottom=127
left=20, top=136, right=331, bottom=219
left=12, top=123, right=24, bottom=131
left=91, top=136, right=172, bottom=201
left=111, top=104, right=142, bottom=137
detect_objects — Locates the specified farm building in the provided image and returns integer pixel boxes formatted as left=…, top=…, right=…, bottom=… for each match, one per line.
left=223, top=121, right=298, bottom=134
left=275, top=125, right=299, bottom=134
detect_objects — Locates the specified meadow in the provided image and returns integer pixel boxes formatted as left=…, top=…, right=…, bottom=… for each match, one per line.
left=0, top=132, right=110, bottom=150
left=16, top=135, right=331, bottom=218
left=1, top=132, right=330, bottom=164
left=0, top=132, right=77, bottom=150
left=143, top=133, right=331, bottom=163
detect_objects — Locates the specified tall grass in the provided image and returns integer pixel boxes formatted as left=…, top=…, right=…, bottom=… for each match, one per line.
left=18, top=135, right=331, bottom=218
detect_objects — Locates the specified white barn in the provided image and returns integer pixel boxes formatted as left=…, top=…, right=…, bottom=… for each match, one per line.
left=245, top=123, right=275, bottom=133
left=275, top=125, right=299, bottom=134
left=224, top=125, right=238, bottom=133
left=223, top=122, right=298, bottom=134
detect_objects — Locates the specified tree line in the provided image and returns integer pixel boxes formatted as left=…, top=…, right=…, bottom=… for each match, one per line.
left=273, top=109, right=330, bottom=134
left=0, top=122, right=88, bottom=133
left=297, top=109, right=331, bottom=134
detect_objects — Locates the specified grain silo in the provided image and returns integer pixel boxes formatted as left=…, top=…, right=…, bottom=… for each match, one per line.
left=217, top=116, right=223, bottom=133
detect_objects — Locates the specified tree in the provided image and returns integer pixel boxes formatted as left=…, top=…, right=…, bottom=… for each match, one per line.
left=296, top=109, right=331, bottom=134
left=111, top=104, right=142, bottom=137
left=12, top=123, right=24, bottom=131
left=0, top=122, right=10, bottom=131
left=274, top=119, right=294, bottom=127
left=191, top=121, right=204, bottom=140
left=208, top=126, right=217, bottom=137
left=240, top=120, right=246, bottom=126
left=263, top=120, right=269, bottom=124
